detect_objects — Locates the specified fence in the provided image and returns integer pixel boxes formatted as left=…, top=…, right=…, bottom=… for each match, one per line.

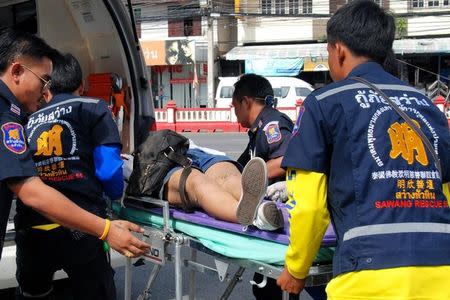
left=155, top=98, right=450, bottom=132
left=155, top=100, right=302, bottom=132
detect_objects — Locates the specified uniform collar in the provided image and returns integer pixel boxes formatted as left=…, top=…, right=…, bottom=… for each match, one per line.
left=346, top=61, right=384, bottom=78
left=39, top=93, right=75, bottom=109
left=0, top=79, right=28, bottom=120
left=250, top=106, right=271, bottom=134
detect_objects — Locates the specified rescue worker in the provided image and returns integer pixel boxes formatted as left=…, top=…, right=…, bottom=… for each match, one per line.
left=233, top=73, right=290, bottom=232
left=0, top=29, right=148, bottom=263
left=15, top=53, right=123, bottom=299
left=277, top=1, right=450, bottom=299
left=232, top=74, right=326, bottom=300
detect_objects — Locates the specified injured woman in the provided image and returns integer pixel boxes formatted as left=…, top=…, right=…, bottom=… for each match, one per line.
left=123, top=140, right=285, bottom=231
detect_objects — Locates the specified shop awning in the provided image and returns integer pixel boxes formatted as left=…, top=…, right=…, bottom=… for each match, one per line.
left=225, top=37, right=450, bottom=62
left=225, top=43, right=328, bottom=60
left=393, top=37, right=450, bottom=55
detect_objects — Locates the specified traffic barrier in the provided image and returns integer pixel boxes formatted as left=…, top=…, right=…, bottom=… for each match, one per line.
left=155, top=99, right=450, bottom=131
left=155, top=100, right=299, bottom=132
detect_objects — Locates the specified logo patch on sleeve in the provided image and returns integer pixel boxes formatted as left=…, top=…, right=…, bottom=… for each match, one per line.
left=2, top=122, right=26, bottom=154
left=263, top=121, right=282, bottom=144
left=292, top=106, right=305, bottom=135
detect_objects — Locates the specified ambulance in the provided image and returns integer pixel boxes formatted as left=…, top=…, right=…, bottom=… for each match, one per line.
left=0, top=0, right=154, bottom=292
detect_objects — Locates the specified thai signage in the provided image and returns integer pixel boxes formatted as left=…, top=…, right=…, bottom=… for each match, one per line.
left=141, top=40, right=196, bottom=66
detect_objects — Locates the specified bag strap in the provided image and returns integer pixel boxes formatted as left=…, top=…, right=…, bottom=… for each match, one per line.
left=164, top=147, right=191, bottom=167
left=350, top=76, right=442, bottom=176
left=164, top=146, right=194, bottom=212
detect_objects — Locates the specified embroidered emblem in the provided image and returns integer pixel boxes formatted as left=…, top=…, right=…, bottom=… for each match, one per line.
left=263, top=121, right=282, bottom=144
left=10, top=104, right=21, bottom=116
left=292, top=106, right=305, bottom=135
left=2, top=122, right=26, bottom=154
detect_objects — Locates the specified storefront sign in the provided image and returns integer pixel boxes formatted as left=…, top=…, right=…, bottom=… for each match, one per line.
left=303, top=57, right=329, bottom=72
left=141, top=40, right=196, bottom=66
left=170, top=77, right=206, bottom=84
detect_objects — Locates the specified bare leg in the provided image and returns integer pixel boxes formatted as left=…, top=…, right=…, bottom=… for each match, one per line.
left=164, top=168, right=239, bottom=222
left=204, top=162, right=242, bottom=201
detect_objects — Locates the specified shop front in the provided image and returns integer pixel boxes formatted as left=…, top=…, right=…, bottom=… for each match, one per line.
left=141, top=39, right=208, bottom=108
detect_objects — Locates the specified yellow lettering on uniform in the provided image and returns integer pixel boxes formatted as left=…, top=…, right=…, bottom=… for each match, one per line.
left=426, top=180, right=434, bottom=190
left=397, top=179, right=406, bottom=189
left=35, top=124, right=63, bottom=156
left=388, top=120, right=428, bottom=166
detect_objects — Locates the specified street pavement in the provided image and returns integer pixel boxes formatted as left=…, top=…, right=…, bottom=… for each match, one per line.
left=114, top=133, right=314, bottom=300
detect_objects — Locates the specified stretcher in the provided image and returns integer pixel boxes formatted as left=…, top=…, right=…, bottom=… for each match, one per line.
left=114, top=196, right=336, bottom=300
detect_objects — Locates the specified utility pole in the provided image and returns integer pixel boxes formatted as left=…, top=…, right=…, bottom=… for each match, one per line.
left=207, top=15, right=215, bottom=107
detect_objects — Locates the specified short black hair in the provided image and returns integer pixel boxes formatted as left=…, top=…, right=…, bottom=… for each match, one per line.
left=0, top=28, right=56, bottom=74
left=327, top=0, right=395, bottom=64
left=49, top=53, right=83, bottom=95
left=232, top=74, right=274, bottom=105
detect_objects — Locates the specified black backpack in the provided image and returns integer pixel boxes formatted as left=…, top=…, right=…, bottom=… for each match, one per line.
left=126, top=130, right=193, bottom=210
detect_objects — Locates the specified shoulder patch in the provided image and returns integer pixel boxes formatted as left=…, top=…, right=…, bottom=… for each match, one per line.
left=292, top=106, right=305, bottom=135
left=2, top=122, right=26, bottom=154
left=263, top=121, right=282, bottom=144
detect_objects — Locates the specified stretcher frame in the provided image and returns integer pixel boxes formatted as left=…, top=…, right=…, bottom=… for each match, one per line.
left=121, top=196, right=334, bottom=300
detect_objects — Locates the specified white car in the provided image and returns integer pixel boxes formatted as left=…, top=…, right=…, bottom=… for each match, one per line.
left=215, top=76, right=314, bottom=108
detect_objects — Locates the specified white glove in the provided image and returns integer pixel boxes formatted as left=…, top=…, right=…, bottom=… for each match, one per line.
left=121, top=154, right=134, bottom=181
left=265, top=181, right=288, bottom=202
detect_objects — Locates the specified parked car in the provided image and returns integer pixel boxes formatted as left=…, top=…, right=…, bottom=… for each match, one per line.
left=215, top=76, right=313, bottom=108
left=0, top=0, right=154, bottom=290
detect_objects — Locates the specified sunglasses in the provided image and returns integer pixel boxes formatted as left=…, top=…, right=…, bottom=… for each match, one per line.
left=21, top=64, right=52, bottom=92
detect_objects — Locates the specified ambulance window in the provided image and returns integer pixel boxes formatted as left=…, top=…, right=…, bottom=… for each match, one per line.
left=0, top=0, right=37, bottom=34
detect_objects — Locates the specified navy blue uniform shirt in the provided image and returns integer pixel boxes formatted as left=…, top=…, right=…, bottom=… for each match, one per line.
left=0, top=80, right=37, bottom=258
left=282, top=62, right=450, bottom=275
left=16, top=94, right=121, bottom=229
left=238, top=106, right=293, bottom=180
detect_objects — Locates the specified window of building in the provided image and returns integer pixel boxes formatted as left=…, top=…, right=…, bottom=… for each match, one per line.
left=412, top=0, right=424, bottom=7
left=168, top=5, right=201, bottom=37
left=444, top=0, right=449, bottom=5
left=263, top=0, right=309, bottom=15
left=275, top=0, right=285, bottom=14
left=0, top=0, right=37, bottom=33
left=302, top=0, right=313, bottom=13
left=262, top=0, right=272, bottom=14
left=428, top=0, right=440, bottom=6
left=289, top=0, right=300, bottom=14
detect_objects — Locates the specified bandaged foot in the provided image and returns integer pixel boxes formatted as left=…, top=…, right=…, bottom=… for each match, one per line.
left=265, top=181, right=288, bottom=202
left=253, top=201, right=284, bottom=231
left=236, top=157, right=268, bottom=225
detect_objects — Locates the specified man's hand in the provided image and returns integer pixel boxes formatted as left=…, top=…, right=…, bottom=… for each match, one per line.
left=266, top=181, right=288, bottom=202
left=106, top=220, right=150, bottom=258
left=277, top=268, right=305, bottom=295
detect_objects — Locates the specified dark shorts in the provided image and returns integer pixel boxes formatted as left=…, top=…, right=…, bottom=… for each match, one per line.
left=159, top=147, right=241, bottom=198
left=15, top=227, right=116, bottom=300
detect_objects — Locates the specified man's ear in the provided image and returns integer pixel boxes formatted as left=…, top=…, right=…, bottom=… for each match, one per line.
left=76, top=83, right=84, bottom=96
left=42, top=90, right=52, bottom=103
left=335, top=42, right=348, bottom=67
left=10, top=63, right=22, bottom=82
